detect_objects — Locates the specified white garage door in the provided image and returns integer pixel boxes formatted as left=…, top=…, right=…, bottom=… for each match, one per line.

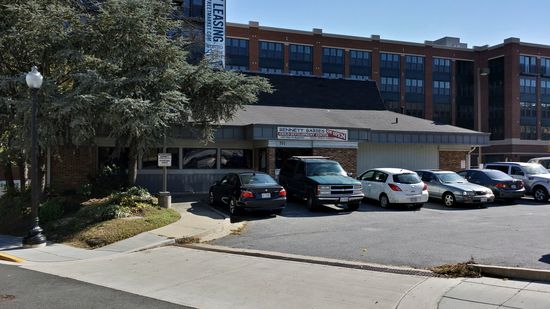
left=357, top=143, right=439, bottom=174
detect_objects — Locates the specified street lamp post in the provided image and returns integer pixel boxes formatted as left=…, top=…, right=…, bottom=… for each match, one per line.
left=22, top=66, right=47, bottom=248
left=477, top=67, right=490, bottom=167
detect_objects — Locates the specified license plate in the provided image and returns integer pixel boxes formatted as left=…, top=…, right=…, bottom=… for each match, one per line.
left=481, top=197, right=487, bottom=202
left=410, top=197, right=418, bottom=202
left=340, top=197, right=349, bottom=202
left=261, top=193, right=271, bottom=199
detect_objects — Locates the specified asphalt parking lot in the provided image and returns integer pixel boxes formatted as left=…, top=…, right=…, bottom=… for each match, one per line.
left=211, top=198, right=550, bottom=270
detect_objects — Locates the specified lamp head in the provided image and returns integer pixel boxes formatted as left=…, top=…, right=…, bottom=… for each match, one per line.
left=26, top=66, right=43, bottom=89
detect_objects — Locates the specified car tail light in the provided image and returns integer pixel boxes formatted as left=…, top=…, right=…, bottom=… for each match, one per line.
left=240, top=191, right=254, bottom=199
left=279, top=188, right=287, bottom=197
left=517, top=181, right=524, bottom=188
left=423, top=183, right=428, bottom=191
left=388, top=183, right=402, bottom=191
left=495, top=183, right=506, bottom=189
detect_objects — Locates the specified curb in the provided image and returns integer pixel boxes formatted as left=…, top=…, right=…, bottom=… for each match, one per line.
left=0, top=252, right=25, bottom=263
left=472, top=264, right=550, bottom=282
left=181, top=243, right=437, bottom=277
left=126, top=238, right=176, bottom=253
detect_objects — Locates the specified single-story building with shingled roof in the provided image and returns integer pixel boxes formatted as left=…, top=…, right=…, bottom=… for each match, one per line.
left=50, top=74, right=489, bottom=193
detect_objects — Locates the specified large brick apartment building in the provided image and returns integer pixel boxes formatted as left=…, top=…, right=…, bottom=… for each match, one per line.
left=223, top=21, right=550, bottom=163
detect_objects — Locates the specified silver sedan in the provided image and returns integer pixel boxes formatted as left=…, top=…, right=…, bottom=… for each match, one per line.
left=415, top=170, right=495, bottom=207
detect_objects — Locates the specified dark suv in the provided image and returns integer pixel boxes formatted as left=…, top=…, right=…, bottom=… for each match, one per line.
left=278, top=156, right=364, bottom=211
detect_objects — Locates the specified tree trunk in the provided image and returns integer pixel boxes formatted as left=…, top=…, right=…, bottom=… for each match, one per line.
left=2, top=161, right=15, bottom=193
left=16, top=158, right=27, bottom=192
left=127, top=145, right=138, bottom=186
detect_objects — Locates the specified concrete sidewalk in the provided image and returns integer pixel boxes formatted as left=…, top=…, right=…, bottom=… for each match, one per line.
left=14, top=245, right=549, bottom=309
left=0, top=199, right=243, bottom=263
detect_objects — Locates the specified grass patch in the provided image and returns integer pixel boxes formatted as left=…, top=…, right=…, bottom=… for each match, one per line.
left=430, top=259, right=481, bottom=278
left=45, top=187, right=180, bottom=249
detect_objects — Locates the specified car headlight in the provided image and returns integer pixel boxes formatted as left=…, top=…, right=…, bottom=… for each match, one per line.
left=318, top=185, right=331, bottom=191
left=353, top=184, right=362, bottom=190
left=462, top=191, right=473, bottom=196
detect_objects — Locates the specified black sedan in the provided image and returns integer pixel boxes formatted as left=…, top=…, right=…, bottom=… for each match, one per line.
left=209, top=172, right=286, bottom=216
left=457, top=169, right=525, bottom=202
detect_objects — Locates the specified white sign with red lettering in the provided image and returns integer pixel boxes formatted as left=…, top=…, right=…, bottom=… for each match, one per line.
left=277, top=127, right=348, bottom=141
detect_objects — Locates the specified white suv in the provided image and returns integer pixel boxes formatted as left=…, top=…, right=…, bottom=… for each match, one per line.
left=484, top=162, right=550, bottom=202
left=528, top=157, right=550, bottom=172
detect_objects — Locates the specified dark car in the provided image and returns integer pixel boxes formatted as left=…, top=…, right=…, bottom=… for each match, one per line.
left=209, top=172, right=286, bottom=216
left=278, top=156, right=363, bottom=211
left=457, top=169, right=525, bottom=202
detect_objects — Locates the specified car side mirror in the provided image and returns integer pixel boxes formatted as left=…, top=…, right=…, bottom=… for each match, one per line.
left=347, top=172, right=353, bottom=177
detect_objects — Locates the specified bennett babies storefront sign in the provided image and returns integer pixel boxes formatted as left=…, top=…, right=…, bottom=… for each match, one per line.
left=277, top=127, right=348, bottom=141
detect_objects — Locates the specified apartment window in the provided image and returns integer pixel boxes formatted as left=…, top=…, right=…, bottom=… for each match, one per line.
left=181, top=0, right=204, bottom=18
left=520, top=78, right=537, bottom=95
left=380, top=53, right=400, bottom=69
left=520, top=102, right=537, bottom=119
left=322, top=47, right=344, bottom=78
left=542, top=126, right=550, bottom=140
left=405, top=55, right=424, bottom=72
left=380, top=77, right=399, bottom=92
left=542, top=58, right=550, bottom=77
left=520, top=55, right=537, bottom=74
left=433, top=81, right=451, bottom=96
left=259, top=41, right=283, bottom=74
left=142, top=148, right=180, bottom=169
left=405, top=79, right=424, bottom=94
left=542, top=103, right=550, bottom=119
left=541, top=79, right=550, bottom=96
left=350, top=50, right=371, bottom=80
left=433, top=58, right=451, bottom=73
left=226, top=38, right=249, bottom=71
left=289, top=44, right=313, bottom=76
left=220, top=149, right=252, bottom=169
left=433, top=103, right=451, bottom=124
left=385, top=100, right=400, bottom=113
left=520, top=125, right=537, bottom=140
left=182, top=148, right=217, bottom=169
left=405, top=102, right=424, bottom=118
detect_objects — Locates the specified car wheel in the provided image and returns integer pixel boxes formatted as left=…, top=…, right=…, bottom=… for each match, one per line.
left=379, top=194, right=390, bottom=208
left=347, top=202, right=360, bottom=211
left=229, top=198, right=240, bottom=216
left=208, top=190, right=216, bottom=206
left=533, top=187, right=549, bottom=202
left=413, top=203, right=423, bottom=210
left=306, top=192, right=318, bottom=211
left=442, top=193, right=455, bottom=207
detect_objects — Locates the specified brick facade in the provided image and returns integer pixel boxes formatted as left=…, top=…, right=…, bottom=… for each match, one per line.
left=439, top=151, right=468, bottom=171
left=312, top=148, right=357, bottom=176
left=51, top=147, right=98, bottom=191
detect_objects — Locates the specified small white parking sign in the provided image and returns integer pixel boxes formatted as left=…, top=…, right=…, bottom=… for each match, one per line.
left=158, top=153, right=172, bottom=167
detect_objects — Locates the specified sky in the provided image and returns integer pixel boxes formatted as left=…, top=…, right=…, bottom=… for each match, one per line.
left=227, top=0, right=550, bottom=48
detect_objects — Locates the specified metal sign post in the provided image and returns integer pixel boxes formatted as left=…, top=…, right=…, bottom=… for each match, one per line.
left=158, top=152, right=172, bottom=208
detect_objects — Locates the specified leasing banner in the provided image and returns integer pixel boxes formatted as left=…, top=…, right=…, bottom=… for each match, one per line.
left=277, top=127, right=349, bottom=141
left=205, top=0, right=226, bottom=68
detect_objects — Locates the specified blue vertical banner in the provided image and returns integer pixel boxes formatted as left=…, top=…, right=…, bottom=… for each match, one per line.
left=205, top=0, right=226, bottom=69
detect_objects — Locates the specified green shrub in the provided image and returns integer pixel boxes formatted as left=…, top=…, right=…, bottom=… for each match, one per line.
left=87, top=164, right=128, bottom=198
left=39, top=198, right=65, bottom=223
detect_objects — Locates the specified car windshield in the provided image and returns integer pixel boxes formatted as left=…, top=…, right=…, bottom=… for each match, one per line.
left=240, top=174, right=277, bottom=185
left=523, top=164, right=548, bottom=175
left=393, top=173, right=421, bottom=184
left=306, top=162, right=346, bottom=176
left=436, top=172, right=465, bottom=183
left=484, top=170, right=512, bottom=180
